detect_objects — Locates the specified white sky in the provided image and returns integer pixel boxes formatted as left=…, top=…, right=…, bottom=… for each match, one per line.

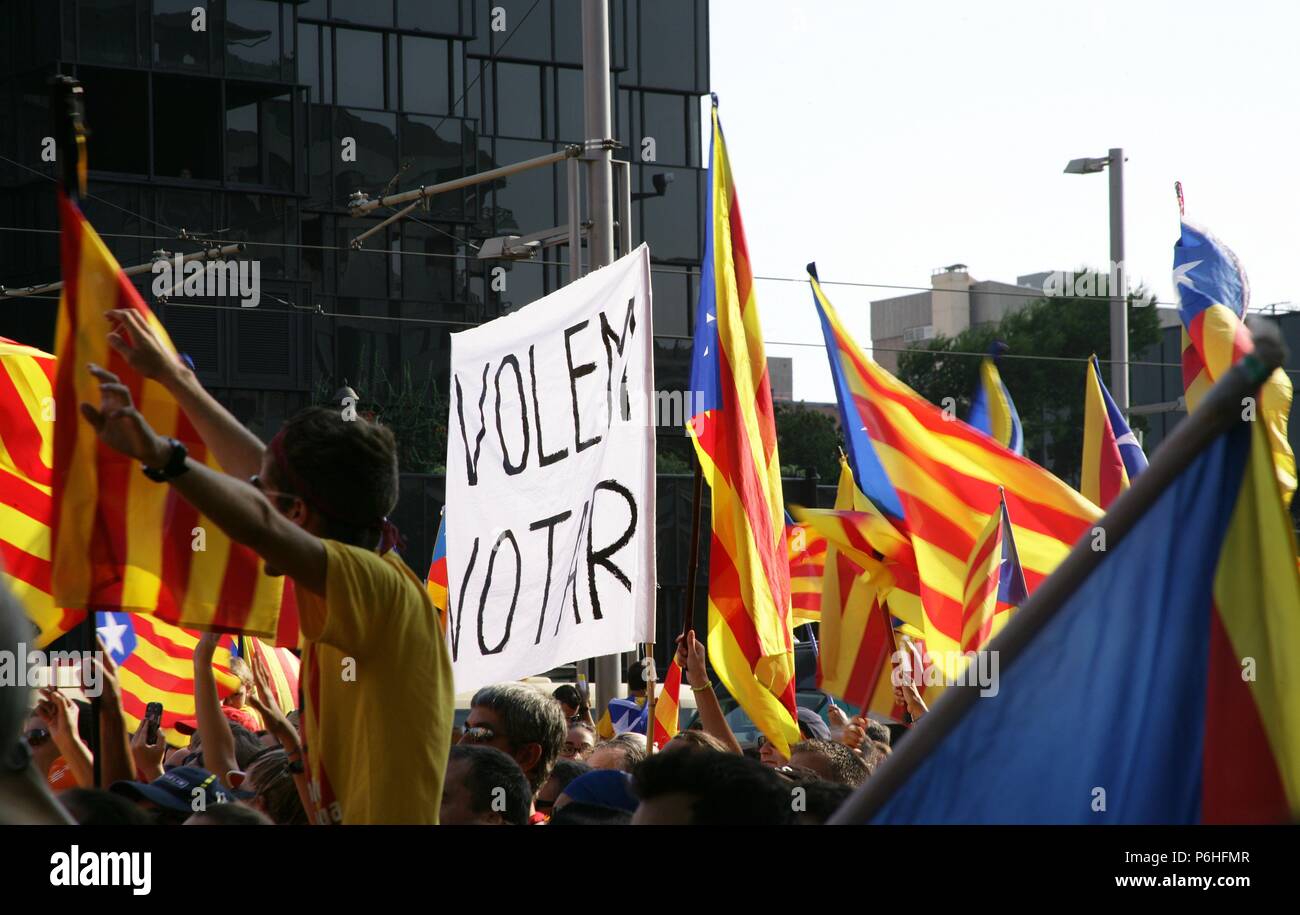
left=703, top=0, right=1300, bottom=401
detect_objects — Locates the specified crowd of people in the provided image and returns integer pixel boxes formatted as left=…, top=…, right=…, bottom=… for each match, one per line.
left=0, top=307, right=927, bottom=826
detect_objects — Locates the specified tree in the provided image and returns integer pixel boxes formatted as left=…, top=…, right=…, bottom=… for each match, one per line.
left=774, top=401, right=843, bottom=483
left=896, top=272, right=1160, bottom=487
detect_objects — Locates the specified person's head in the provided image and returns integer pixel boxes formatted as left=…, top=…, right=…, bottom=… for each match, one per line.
left=185, top=802, right=273, bottom=825
left=555, top=769, right=639, bottom=818
left=787, top=739, right=871, bottom=787
left=441, top=745, right=532, bottom=825
left=664, top=729, right=728, bottom=754
left=112, top=766, right=235, bottom=826
left=632, top=748, right=794, bottom=825
left=245, top=748, right=308, bottom=825
left=537, top=758, right=590, bottom=817
left=547, top=802, right=633, bottom=825
left=59, top=788, right=154, bottom=825
left=757, top=734, right=787, bottom=768
left=23, top=710, right=59, bottom=776
left=865, top=719, right=891, bottom=747
left=796, top=707, right=832, bottom=742
left=462, top=684, right=566, bottom=795
left=254, top=406, right=399, bottom=556
left=790, top=779, right=853, bottom=825
left=586, top=732, right=647, bottom=772
left=561, top=722, right=597, bottom=760
left=626, top=660, right=646, bottom=696
left=224, top=657, right=254, bottom=709
left=552, top=684, right=584, bottom=719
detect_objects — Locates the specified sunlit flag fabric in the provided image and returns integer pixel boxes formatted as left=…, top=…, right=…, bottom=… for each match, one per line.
left=794, top=456, right=900, bottom=717
left=608, top=696, right=649, bottom=735
left=425, top=512, right=448, bottom=632
left=785, top=511, right=826, bottom=625
left=231, top=635, right=300, bottom=716
left=809, top=267, right=1100, bottom=681
left=686, top=98, right=800, bottom=756
left=96, top=610, right=242, bottom=747
left=652, top=658, right=683, bottom=749
left=1174, top=219, right=1294, bottom=505
left=966, top=342, right=1023, bottom=455
left=959, top=489, right=1028, bottom=653
left=52, top=190, right=293, bottom=642
left=0, top=338, right=81, bottom=646
left=1081, top=354, right=1147, bottom=509
left=868, top=417, right=1300, bottom=824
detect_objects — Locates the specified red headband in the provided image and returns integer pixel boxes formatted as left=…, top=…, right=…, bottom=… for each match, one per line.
left=268, top=428, right=404, bottom=554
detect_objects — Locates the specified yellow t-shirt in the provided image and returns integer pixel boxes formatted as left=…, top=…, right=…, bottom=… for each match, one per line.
left=295, top=539, right=453, bottom=824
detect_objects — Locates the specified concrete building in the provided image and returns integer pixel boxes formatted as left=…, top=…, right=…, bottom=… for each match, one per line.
left=870, top=264, right=1044, bottom=372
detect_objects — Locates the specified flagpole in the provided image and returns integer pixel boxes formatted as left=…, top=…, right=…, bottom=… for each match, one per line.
left=50, top=74, right=102, bottom=787
left=830, top=319, right=1287, bottom=824
left=644, top=644, right=657, bottom=754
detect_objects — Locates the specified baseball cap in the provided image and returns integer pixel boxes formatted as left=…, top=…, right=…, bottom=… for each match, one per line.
left=559, top=769, right=639, bottom=813
left=796, top=707, right=831, bottom=742
left=111, top=765, right=240, bottom=812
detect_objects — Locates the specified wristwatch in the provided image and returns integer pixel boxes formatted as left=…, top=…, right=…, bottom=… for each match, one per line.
left=142, top=437, right=190, bottom=482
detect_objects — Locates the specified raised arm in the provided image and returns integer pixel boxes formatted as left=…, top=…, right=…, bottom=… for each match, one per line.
left=677, top=630, right=744, bottom=755
left=107, top=309, right=266, bottom=479
left=81, top=364, right=326, bottom=596
left=193, top=633, right=238, bottom=790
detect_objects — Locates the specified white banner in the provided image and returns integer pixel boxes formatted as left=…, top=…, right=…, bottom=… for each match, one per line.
left=445, top=245, right=656, bottom=692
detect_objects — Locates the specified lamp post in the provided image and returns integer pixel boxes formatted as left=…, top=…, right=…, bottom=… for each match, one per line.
left=1064, top=148, right=1128, bottom=412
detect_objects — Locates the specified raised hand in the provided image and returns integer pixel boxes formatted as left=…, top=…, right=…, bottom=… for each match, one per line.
left=675, top=629, right=709, bottom=690
left=79, top=363, right=170, bottom=466
left=106, top=308, right=181, bottom=384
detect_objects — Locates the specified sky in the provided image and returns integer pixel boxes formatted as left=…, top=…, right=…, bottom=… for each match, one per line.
left=703, top=0, right=1300, bottom=401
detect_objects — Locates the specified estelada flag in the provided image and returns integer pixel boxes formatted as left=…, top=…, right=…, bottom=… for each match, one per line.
left=867, top=416, right=1300, bottom=824
left=652, top=658, right=683, bottom=749
left=51, top=191, right=292, bottom=640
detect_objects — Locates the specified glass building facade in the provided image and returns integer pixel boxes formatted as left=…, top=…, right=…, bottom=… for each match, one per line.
left=0, top=1, right=712, bottom=619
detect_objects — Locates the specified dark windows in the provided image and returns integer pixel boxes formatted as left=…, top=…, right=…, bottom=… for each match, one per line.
left=153, top=0, right=209, bottom=71
left=493, top=139, right=555, bottom=234
left=225, top=0, right=282, bottom=80
left=78, top=67, right=149, bottom=175
left=153, top=75, right=221, bottom=179
left=641, top=91, right=687, bottom=166
left=333, top=107, right=397, bottom=203
left=225, top=86, right=294, bottom=189
left=334, top=28, right=384, bottom=109
left=298, top=24, right=321, bottom=102
left=331, top=0, right=394, bottom=28
left=554, top=67, right=582, bottom=141
left=636, top=0, right=699, bottom=91
left=494, top=62, right=542, bottom=138
left=79, top=0, right=139, bottom=67
left=402, top=35, right=450, bottom=113
left=399, top=114, right=470, bottom=218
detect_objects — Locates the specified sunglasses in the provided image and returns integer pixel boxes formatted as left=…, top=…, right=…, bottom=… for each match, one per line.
left=249, top=475, right=298, bottom=505
left=25, top=728, right=50, bottom=748
left=460, top=725, right=498, bottom=744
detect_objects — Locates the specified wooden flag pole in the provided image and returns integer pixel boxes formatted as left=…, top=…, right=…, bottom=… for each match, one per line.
left=643, top=646, right=657, bottom=754
left=830, top=319, right=1287, bottom=824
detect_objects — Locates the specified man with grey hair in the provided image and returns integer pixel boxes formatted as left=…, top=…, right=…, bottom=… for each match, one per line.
left=460, top=683, right=566, bottom=821
left=0, top=581, right=73, bottom=824
left=586, top=732, right=648, bottom=773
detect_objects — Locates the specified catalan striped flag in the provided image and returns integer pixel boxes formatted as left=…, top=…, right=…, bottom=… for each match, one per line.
left=1081, top=354, right=1147, bottom=509
left=866, top=414, right=1300, bottom=824
left=96, top=610, right=242, bottom=746
left=426, top=512, right=448, bottom=632
left=809, top=267, right=1100, bottom=682
left=785, top=511, right=826, bottom=625
left=1174, top=219, right=1294, bottom=505
left=967, top=342, right=1024, bottom=454
left=652, top=658, right=683, bottom=750
left=232, top=636, right=300, bottom=716
left=52, top=190, right=289, bottom=639
left=0, top=338, right=81, bottom=646
left=794, top=457, right=897, bottom=716
left=959, top=489, right=1027, bottom=653
left=687, top=98, right=800, bottom=757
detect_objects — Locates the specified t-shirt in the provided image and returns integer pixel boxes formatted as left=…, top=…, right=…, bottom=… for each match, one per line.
left=295, top=539, right=454, bottom=824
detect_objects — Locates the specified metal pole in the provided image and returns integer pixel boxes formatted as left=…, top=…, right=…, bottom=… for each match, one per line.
left=583, top=0, right=621, bottom=712
left=567, top=156, right=582, bottom=283
left=1108, top=147, right=1128, bottom=412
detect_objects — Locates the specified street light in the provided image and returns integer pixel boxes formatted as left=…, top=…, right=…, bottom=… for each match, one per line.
left=1064, top=147, right=1128, bottom=412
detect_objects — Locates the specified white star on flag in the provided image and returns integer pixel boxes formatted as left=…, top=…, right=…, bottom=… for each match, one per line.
left=96, top=613, right=128, bottom=658
left=1173, top=259, right=1203, bottom=294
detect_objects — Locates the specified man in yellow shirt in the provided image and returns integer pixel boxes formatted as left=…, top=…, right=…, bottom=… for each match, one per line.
left=82, top=310, right=453, bottom=824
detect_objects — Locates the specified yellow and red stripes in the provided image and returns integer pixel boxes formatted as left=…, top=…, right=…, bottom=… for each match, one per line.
left=0, top=338, right=83, bottom=645
left=652, top=658, right=682, bottom=749
left=809, top=272, right=1099, bottom=676
left=687, top=104, right=800, bottom=756
left=51, top=191, right=287, bottom=637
